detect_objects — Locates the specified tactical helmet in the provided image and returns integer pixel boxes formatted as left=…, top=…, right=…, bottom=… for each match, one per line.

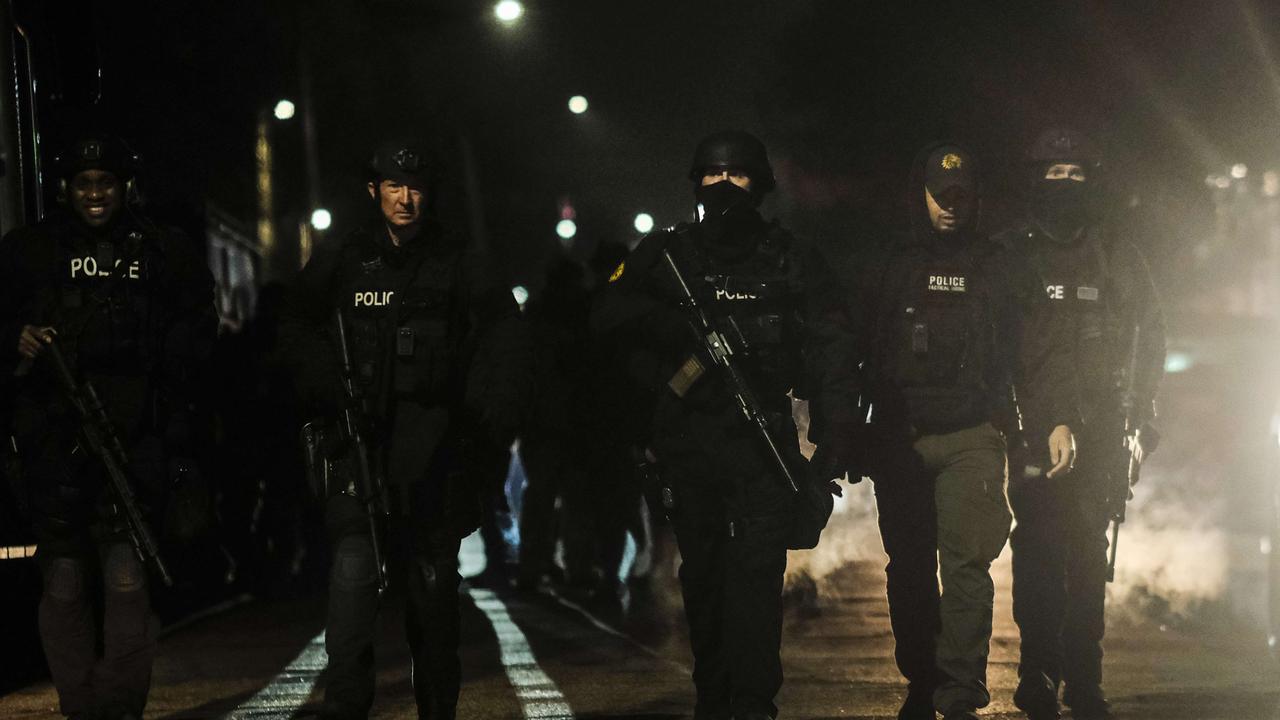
left=1025, top=126, right=1102, bottom=169
left=54, top=135, right=140, bottom=183
left=688, top=130, right=776, bottom=193
left=368, top=140, right=433, bottom=187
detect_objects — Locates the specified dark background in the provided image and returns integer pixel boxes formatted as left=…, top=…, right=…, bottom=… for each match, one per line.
left=26, top=0, right=1280, bottom=296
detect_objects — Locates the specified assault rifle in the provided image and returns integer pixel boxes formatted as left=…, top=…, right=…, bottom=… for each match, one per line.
left=661, top=248, right=798, bottom=494
left=335, top=309, right=390, bottom=595
left=44, top=338, right=173, bottom=587
left=1106, top=324, right=1144, bottom=582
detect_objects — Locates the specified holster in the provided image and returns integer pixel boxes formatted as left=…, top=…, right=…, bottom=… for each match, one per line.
left=300, top=419, right=355, bottom=500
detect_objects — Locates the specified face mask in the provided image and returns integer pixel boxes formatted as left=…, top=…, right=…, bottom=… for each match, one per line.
left=1032, top=179, right=1090, bottom=243
left=695, top=180, right=754, bottom=221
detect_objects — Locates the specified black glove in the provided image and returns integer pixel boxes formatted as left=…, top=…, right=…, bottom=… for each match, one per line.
left=810, top=430, right=866, bottom=486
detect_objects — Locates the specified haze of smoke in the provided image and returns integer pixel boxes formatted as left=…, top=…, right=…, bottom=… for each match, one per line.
left=787, top=401, right=1235, bottom=621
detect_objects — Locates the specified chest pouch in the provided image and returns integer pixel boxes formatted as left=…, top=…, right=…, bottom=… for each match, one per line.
left=396, top=327, right=415, bottom=357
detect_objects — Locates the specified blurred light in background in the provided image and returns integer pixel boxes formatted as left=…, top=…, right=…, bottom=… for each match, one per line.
left=494, top=0, right=524, bottom=23
left=567, top=95, right=589, bottom=114
left=1164, top=351, right=1193, bottom=374
left=310, top=208, right=332, bottom=231
left=633, top=212, right=654, bottom=234
left=511, top=285, right=529, bottom=307
left=555, top=218, right=577, bottom=240
left=1232, top=163, right=1249, bottom=179
left=273, top=99, right=295, bottom=121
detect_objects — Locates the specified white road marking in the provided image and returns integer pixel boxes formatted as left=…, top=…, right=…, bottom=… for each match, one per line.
left=470, top=588, right=575, bottom=720
left=222, top=631, right=327, bottom=719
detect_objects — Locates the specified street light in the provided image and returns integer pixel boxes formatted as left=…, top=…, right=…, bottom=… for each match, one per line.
left=568, top=95, right=589, bottom=115
left=494, top=0, right=524, bottom=23
left=273, top=99, right=295, bottom=121
left=633, top=212, right=654, bottom=234
left=310, top=208, right=332, bottom=231
left=555, top=218, right=577, bottom=240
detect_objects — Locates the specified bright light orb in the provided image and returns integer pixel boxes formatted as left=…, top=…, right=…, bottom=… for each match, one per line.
left=273, top=99, right=296, bottom=121
left=310, top=208, right=332, bottom=231
left=1231, top=163, right=1248, bottom=179
left=512, top=285, right=529, bottom=306
left=494, top=0, right=524, bottom=23
left=633, top=212, right=654, bottom=234
left=555, top=218, right=577, bottom=240
left=568, top=95, right=589, bottom=115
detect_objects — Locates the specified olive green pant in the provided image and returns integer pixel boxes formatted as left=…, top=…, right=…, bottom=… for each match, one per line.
left=872, top=423, right=1012, bottom=712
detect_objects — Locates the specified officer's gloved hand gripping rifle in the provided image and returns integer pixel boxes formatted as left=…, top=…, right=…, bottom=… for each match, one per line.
left=334, top=309, right=390, bottom=596
left=43, top=337, right=173, bottom=587
left=661, top=248, right=799, bottom=494
left=1105, top=324, right=1146, bottom=582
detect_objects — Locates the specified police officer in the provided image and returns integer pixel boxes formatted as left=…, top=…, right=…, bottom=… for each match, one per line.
left=592, top=130, right=836, bottom=720
left=995, top=127, right=1165, bottom=720
left=280, top=140, right=528, bottom=720
left=810, top=143, right=1074, bottom=720
left=0, top=136, right=216, bottom=720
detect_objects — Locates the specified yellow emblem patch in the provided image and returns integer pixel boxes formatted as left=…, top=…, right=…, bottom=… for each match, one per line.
left=941, top=153, right=963, bottom=170
left=609, top=261, right=625, bottom=283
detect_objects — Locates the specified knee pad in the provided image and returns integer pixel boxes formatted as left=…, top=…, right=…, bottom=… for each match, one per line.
left=331, top=534, right=377, bottom=590
left=103, top=543, right=146, bottom=593
left=43, top=556, right=85, bottom=603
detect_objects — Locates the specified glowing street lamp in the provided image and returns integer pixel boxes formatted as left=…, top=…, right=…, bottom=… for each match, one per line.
left=568, top=95, right=589, bottom=115
left=310, top=208, right=332, bottom=231
left=273, top=99, right=296, bottom=121
left=494, top=0, right=524, bottom=23
left=555, top=218, right=577, bottom=240
left=633, top=212, right=654, bottom=234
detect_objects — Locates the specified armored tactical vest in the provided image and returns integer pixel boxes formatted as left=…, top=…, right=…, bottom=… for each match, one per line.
left=340, top=236, right=465, bottom=409
left=870, top=243, right=999, bottom=434
left=54, top=226, right=160, bottom=374
left=1018, top=230, right=1118, bottom=423
left=669, top=225, right=805, bottom=406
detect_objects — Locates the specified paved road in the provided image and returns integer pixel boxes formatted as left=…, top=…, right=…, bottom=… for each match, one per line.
left=2, top=540, right=1277, bottom=720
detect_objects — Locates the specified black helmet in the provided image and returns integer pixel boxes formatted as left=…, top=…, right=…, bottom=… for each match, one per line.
left=1025, top=126, right=1101, bottom=169
left=54, top=136, right=140, bottom=183
left=688, top=130, right=775, bottom=193
left=368, top=140, right=433, bottom=187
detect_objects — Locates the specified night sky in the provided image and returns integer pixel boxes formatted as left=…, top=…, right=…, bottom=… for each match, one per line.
left=25, top=0, right=1280, bottom=296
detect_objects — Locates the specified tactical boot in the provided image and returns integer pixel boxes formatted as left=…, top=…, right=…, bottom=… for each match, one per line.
left=940, top=707, right=979, bottom=720
left=898, top=687, right=938, bottom=720
left=1013, top=671, right=1060, bottom=720
left=1062, top=686, right=1111, bottom=720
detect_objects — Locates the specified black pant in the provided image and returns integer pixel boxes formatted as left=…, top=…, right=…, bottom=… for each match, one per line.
left=322, top=493, right=462, bottom=720
left=1008, top=465, right=1109, bottom=695
left=871, top=469, right=942, bottom=695
left=668, top=474, right=790, bottom=720
left=26, top=431, right=163, bottom=719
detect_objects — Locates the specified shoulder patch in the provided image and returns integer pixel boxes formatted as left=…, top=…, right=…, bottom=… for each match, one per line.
left=609, top=260, right=625, bottom=283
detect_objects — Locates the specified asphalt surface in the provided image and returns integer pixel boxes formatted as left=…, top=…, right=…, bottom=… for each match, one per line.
left=1, top=537, right=1278, bottom=719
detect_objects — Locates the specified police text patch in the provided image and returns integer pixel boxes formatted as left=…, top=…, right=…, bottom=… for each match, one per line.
left=354, top=290, right=394, bottom=307
left=928, top=275, right=966, bottom=292
left=70, top=256, right=141, bottom=280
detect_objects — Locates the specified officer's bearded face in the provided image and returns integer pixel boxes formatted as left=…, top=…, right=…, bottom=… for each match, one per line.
left=69, top=169, right=123, bottom=228
left=925, top=186, right=974, bottom=234
left=369, top=179, right=426, bottom=230
left=700, top=170, right=753, bottom=192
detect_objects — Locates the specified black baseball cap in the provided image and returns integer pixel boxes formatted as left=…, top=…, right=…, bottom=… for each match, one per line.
left=924, top=145, right=977, bottom=197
